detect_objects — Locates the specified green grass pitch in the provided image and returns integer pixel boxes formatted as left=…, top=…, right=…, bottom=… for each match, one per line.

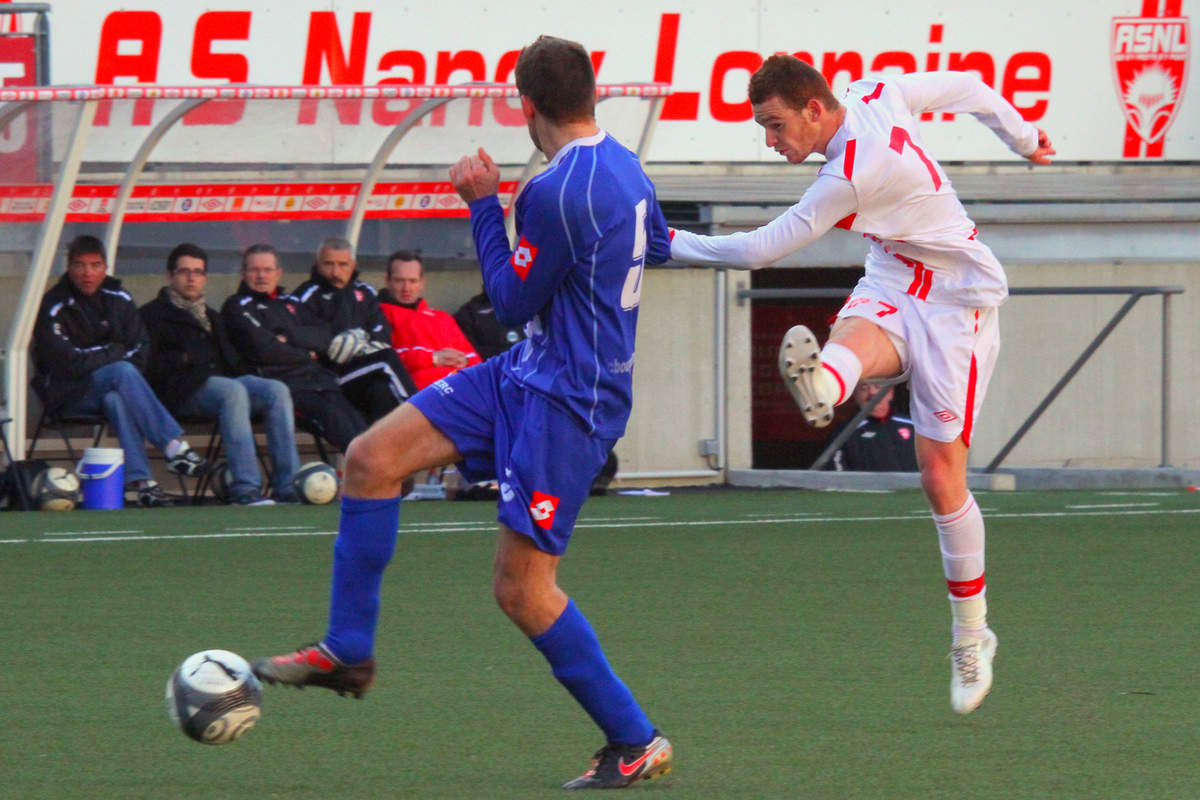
left=1, top=488, right=1197, bottom=799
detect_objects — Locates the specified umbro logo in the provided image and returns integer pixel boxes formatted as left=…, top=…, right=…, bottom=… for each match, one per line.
left=511, top=237, right=538, bottom=281
left=934, top=410, right=958, bottom=423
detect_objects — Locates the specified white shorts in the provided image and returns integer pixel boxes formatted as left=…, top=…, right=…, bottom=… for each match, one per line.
left=836, top=277, right=1000, bottom=445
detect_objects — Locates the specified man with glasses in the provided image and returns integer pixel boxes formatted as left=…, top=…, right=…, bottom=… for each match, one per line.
left=141, top=242, right=301, bottom=505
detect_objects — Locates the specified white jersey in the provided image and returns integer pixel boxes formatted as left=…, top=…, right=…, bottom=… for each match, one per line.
left=670, top=72, right=1040, bottom=307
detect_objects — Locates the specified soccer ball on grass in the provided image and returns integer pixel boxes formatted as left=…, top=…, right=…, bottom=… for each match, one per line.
left=32, top=467, right=80, bottom=511
left=165, top=649, right=262, bottom=744
left=293, top=461, right=339, bottom=504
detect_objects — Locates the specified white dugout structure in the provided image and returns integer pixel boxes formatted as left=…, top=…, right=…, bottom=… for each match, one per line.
left=1, top=84, right=1198, bottom=488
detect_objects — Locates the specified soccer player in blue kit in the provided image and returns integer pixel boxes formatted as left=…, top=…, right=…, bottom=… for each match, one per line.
left=253, top=36, right=674, bottom=790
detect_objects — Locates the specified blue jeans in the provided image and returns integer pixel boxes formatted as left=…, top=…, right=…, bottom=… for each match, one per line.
left=179, top=375, right=300, bottom=499
left=61, top=360, right=183, bottom=484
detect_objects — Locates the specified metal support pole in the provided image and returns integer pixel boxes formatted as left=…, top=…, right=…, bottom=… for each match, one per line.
left=635, top=95, right=664, bottom=163
left=984, top=293, right=1143, bottom=472
left=4, top=99, right=96, bottom=460
left=104, top=98, right=210, bottom=268
left=714, top=268, right=727, bottom=470
left=1161, top=292, right=1172, bottom=467
left=809, top=378, right=902, bottom=470
left=344, top=97, right=452, bottom=250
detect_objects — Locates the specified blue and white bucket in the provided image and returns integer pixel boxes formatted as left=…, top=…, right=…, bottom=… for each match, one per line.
left=77, top=447, right=124, bottom=510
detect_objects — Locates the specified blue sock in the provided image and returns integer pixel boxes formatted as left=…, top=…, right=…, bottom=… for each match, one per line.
left=531, top=599, right=655, bottom=746
left=322, top=495, right=401, bottom=664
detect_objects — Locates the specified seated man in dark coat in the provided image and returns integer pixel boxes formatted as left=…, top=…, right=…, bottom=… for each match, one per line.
left=830, top=384, right=919, bottom=472
left=221, top=243, right=367, bottom=453
left=141, top=242, right=301, bottom=504
left=291, top=236, right=416, bottom=423
left=32, top=235, right=207, bottom=507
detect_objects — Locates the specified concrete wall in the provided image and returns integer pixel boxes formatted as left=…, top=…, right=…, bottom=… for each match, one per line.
left=5, top=255, right=1196, bottom=476
left=976, top=261, right=1197, bottom=469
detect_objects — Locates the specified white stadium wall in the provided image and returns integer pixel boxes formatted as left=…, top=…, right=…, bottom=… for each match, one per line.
left=1, top=0, right=1197, bottom=477
left=23, top=0, right=1198, bottom=162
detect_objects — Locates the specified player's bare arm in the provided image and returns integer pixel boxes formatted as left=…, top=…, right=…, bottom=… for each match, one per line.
left=449, top=147, right=501, bottom=203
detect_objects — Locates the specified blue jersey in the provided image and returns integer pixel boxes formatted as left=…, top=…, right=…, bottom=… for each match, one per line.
left=467, top=130, right=671, bottom=439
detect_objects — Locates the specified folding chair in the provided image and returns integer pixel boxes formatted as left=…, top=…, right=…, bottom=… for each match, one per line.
left=186, top=416, right=274, bottom=503
left=27, top=405, right=108, bottom=465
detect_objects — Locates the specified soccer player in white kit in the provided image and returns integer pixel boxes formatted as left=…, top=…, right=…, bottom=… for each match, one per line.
left=670, top=55, right=1055, bottom=714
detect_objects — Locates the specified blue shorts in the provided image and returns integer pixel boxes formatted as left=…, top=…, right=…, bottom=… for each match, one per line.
left=410, top=359, right=614, bottom=555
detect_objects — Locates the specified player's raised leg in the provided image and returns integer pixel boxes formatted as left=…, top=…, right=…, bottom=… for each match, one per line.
left=917, top=434, right=997, bottom=714
left=252, top=402, right=459, bottom=697
left=491, top=526, right=673, bottom=789
left=778, top=316, right=901, bottom=427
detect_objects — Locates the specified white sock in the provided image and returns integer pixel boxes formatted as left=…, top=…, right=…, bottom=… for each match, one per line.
left=819, top=342, right=862, bottom=406
left=165, top=439, right=189, bottom=459
left=933, top=493, right=989, bottom=643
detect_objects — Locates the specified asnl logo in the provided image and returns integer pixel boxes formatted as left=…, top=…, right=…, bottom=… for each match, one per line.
left=1111, top=1, right=1190, bottom=158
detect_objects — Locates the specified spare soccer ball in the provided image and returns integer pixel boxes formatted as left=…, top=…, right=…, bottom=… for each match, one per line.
left=293, top=461, right=339, bottom=505
left=165, top=649, right=262, bottom=745
left=327, top=329, right=366, bottom=364
left=208, top=461, right=236, bottom=503
left=32, top=467, right=80, bottom=511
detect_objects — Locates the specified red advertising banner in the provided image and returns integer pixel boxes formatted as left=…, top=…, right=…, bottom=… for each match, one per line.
left=0, top=180, right=518, bottom=221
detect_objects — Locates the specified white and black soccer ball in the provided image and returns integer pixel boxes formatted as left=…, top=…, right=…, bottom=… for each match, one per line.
left=165, top=649, right=262, bottom=745
left=32, top=467, right=80, bottom=511
left=327, top=329, right=365, bottom=365
left=208, top=461, right=236, bottom=503
left=293, top=461, right=339, bottom=505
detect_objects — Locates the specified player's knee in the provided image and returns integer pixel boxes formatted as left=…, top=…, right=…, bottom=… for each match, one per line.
left=492, top=571, right=532, bottom=622
left=920, top=459, right=966, bottom=510
left=343, top=431, right=404, bottom=494
left=492, top=573, right=519, bottom=618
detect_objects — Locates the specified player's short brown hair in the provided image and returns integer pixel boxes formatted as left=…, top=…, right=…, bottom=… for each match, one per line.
left=514, top=35, right=595, bottom=124
left=748, top=54, right=841, bottom=112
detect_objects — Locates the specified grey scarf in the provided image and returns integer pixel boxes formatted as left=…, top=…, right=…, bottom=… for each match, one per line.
left=167, top=287, right=211, bottom=333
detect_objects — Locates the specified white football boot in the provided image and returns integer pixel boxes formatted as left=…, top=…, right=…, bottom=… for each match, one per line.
left=778, top=324, right=839, bottom=427
left=949, top=628, right=998, bottom=714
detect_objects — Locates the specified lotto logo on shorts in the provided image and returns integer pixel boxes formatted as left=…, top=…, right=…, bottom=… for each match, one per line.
left=934, top=410, right=959, bottom=423
left=529, top=490, right=560, bottom=530
left=511, top=237, right=538, bottom=281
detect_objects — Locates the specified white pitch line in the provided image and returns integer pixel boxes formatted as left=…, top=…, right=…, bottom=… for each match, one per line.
left=43, top=529, right=143, bottom=536
left=1065, top=502, right=1160, bottom=509
left=28, top=505, right=1200, bottom=544
left=225, top=525, right=318, bottom=531
left=43, top=529, right=339, bottom=544
left=0, top=539, right=30, bottom=544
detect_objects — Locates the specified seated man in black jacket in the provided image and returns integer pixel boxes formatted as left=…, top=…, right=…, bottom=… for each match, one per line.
left=221, top=243, right=367, bottom=453
left=453, top=284, right=526, bottom=361
left=32, top=234, right=207, bottom=507
left=291, top=236, right=416, bottom=422
left=141, top=243, right=301, bottom=505
left=830, top=383, right=919, bottom=472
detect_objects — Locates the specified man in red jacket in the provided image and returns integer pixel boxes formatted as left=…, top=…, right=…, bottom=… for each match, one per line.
left=378, top=250, right=481, bottom=389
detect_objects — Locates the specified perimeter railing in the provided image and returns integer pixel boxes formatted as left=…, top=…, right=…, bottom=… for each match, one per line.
left=736, top=285, right=1184, bottom=471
